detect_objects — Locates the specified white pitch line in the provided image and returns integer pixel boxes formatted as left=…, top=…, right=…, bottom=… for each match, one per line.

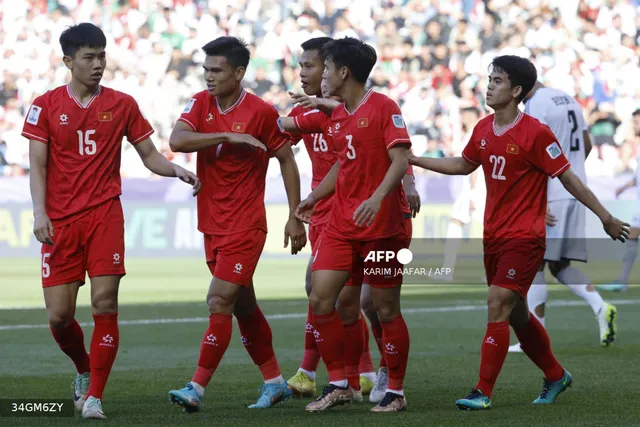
left=1, top=299, right=639, bottom=332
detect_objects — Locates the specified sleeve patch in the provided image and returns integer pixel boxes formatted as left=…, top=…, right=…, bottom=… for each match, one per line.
left=277, top=117, right=285, bottom=133
left=392, top=114, right=405, bottom=128
left=546, top=142, right=562, bottom=159
left=183, top=98, right=196, bottom=113
left=27, top=105, right=42, bottom=125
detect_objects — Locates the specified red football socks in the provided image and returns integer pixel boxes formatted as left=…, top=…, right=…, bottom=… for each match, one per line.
left=381, top=314, right=410, bottom=391
left=50, top=319, right=90, bottom=374
left=312, top=310, right=346, bottom=382
left=192, top=314, right=233, bottom=388
left=358, top=315, right=375, bottom=374
left=343, top=319, right=365, bottom=390
left=300, top=304, right=321, bottom=372
left=475, top=320, right=510, bottom=397
left=236, top=306, right=282, bottom=381
left=87, top=313, right=119, bottom=400
left=514, top=315, right=564, bottom=382
left=371, top=322, right=387, bottom=368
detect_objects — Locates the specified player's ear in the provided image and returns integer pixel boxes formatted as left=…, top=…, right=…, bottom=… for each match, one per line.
left=339, top=65, right=348, bottom=82
left=512, top=85, right=523, bottom=101
left=235, top=66, right=246, bottom=83
left=62, top=55, right=73, bottom=70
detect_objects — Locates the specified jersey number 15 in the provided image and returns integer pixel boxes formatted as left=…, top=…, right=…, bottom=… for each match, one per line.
left=77, top=130, right=97, bottom=156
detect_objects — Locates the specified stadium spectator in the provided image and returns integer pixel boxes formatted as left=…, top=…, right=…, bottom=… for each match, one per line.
left=1, top=0, right=639, bottom=178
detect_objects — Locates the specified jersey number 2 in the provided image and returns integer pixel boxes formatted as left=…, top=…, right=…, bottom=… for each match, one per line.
left=489, top=155, right=506, bottom=180
left=77, top=130, right=97, bottom=156
left=567, top=111, right=580, bottom=152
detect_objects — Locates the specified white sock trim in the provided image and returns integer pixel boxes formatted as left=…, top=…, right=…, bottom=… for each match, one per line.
left=265, top=375, right=285, bottom=385
left=298, top=368, right=316, bottom=380
left=190, top=381, right=205, bottom=397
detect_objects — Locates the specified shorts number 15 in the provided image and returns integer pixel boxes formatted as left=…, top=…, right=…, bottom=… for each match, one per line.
left=77, top=130, right=97, bottom=156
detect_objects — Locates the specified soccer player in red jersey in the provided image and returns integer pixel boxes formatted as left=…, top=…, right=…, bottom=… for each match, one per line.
left=294, top=38, right=412, bottom=413
left=282, top=38, right=420, bottom=401
left=409, top=55, right=629, bottom=410
left=167, top=37, right=307, bottom=411
left=22, top=23, right=200, bottom=419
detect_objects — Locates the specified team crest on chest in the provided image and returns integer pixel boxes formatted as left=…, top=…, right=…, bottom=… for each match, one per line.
left=232, top=122, right=246, bottom=132
left=506, top=143, right=519, bottom=155
left=59, top=114, right=68, bottom=125
left=357, top=118, right=368, bottom=128
left=206, top=113, right=214, bottom=123
left=480, top=139, right=487, bottom=149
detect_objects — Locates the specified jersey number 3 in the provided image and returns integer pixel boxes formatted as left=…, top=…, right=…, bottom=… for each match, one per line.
left=77, top=130, right=97, bottom=156
left=345, top=135, right=356, bottom=159
left=489, top=155, right=506, bottom=181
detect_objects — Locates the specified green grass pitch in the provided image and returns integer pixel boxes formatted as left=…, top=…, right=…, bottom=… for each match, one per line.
left=1, top=258, right=639, bottom=426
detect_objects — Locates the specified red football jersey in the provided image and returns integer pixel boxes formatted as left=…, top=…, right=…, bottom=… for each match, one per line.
left=179, top=89, right=288, bottom=235
left=296, top=90, right=411, bottom=240
left=21, top=85, right=154, bottom=224
left=462, top=112, right=571, bottom=252
left=289, top=105, right=337, bottom=226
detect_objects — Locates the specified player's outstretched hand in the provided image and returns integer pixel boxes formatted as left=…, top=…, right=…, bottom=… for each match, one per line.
left=34, top=213, right=54, bottom=245
left=284, top=217, right=307, bottom=255
left=288, top=91, right=321, bottom=110
left=615, top=186, right=625, bottom=199
left=174, top=165, right=201, bottom=196
left=354, top=196, right=382, bottom=227
left=295, top=196, right=316, bottom=224
left=545, top=206, right=557, bottom=227
left=228, top=133, right=267, bottom=151
left=603, top=214, right=630, bottom=242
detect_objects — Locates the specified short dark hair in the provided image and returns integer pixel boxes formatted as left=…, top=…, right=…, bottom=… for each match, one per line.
left=301, top=37, right=333, bottom=54
left=59, top=23, right=107, bottom=58
left=632, top=108, right=640, bottom=117
left=202, top=37, right=250, bottom=68
left=321, top=37, right=377, bottom=85
left=489, top=55, right=537, bottom=102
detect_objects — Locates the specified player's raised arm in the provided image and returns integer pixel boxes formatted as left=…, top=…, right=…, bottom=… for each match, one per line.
left=134, top=139, right=201, bottom=196
left=28, top=139, right=54, bottom=245
left=169, top=121, right=266, bottom=153
left=288, top=91, right=340, bottom=116
left=409, top=153, right=478, bottom=175
left=558, top=168, right=629, bottom=241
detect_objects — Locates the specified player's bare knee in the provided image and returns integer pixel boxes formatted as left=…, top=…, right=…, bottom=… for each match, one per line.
left=336, top=297, right=360, bottom=324
left=376, top=303, right=400, bottom=323
left=207, top=294, right=235, bottom=315
left=486, top=288, right=517, bottom=322
left=548, top=260, right=569, bottom=278
left=309, top=290, right=334, bottom=315
left=360, top=294, right=377, bottom=323
left=48, top=310, right=75, bottom=328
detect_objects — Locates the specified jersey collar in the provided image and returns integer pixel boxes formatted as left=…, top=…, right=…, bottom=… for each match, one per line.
left=216, top=89, right=247, bottom=115
left=493, top=110, right=523, bottom=137
left=66, top=84, right=102, bottom=109
left=344, top=89, right=373, bottom=115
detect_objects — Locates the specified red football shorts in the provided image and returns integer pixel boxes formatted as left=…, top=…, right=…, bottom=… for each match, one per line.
left=204, top=230, right=267, bottom=287
left=41, top=197, right=125, bottom=288
left=312, top=221, right=410, bottom=288
left=309, top=223, right=326, bottom=255
left=484, top=242, right=545, bottom=299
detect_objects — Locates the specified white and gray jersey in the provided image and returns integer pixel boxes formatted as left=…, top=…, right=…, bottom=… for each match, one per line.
left=525, top=87, right=588, bottom=202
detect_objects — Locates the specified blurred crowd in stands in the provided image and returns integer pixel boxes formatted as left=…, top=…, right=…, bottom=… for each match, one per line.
left=1, top=0, right=640, bottom=179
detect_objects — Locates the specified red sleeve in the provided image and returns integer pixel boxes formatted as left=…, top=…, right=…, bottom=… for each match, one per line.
left=528, top=125, right=571, bottom=178
left=21, top=96, right=50, bottom=143
left=177, top=94, right=203, bottom=131
left=286, top=106, right=302, bottom=145
left=261, top=106, right=289, bottom=153
left=125, top=97, right=154, bottom=145
left=293, top=109, right=330, bottom=134
left=380, top=99, right=412, bottom=150
left=461, top=125, right=481, bottom=165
